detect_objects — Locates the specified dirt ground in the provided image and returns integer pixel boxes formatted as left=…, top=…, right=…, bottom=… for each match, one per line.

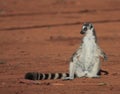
left=0, top=0, right=120, bottom=94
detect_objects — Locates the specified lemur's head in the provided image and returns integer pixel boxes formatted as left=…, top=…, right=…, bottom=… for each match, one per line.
left=80, top=22, right=94, bottom=34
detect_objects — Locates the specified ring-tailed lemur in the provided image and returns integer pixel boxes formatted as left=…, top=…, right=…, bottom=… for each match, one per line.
left=25, top=22, right=108, bottom=80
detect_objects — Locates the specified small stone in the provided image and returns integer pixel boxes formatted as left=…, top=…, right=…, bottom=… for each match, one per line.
left=0, top=61, right=6, bottom=64
left=98, top=82, right=107, bottom=86
left=52, top=83, right=64, bottom=86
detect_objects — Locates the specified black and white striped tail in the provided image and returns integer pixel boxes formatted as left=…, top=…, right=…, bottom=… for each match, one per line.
left=25, top=72, right=69, bottom=80
left=25, top=70, right=108, bottom=80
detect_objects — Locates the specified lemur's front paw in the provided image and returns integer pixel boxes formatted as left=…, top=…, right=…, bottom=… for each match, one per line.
left=103, top=53, right=108, bottom=61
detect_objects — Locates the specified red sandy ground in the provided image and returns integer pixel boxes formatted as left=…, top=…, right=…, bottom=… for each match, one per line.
left=0, top=0, right=120, bottom=94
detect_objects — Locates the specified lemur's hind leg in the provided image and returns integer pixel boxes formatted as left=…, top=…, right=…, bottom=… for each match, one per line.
left=87, top=58, right=100, bottom=78
left=63, top=62, right=76, bottom=80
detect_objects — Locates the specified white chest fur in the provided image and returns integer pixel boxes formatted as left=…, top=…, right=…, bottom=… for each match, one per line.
left=79, top=31, right=97, bottom=70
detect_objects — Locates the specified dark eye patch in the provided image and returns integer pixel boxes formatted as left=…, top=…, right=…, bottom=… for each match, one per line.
left=83, top=27, right=87, bottom=31
left=90, top=25, right=93, bottom=29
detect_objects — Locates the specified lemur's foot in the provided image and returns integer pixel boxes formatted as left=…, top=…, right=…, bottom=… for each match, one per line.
left=62, top=77, right=74, bottom=80
left=87, top=74, right=100, bottom=78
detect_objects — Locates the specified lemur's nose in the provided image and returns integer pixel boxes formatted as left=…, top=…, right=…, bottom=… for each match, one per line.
left=80, top=30, right=85, bottom=34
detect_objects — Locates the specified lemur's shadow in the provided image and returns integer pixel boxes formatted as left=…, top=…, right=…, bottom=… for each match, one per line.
left=98, top=69, right=109, bottom=75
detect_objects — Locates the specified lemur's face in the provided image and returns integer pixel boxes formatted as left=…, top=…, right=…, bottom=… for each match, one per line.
left=80, top=23, right=94, bottom=34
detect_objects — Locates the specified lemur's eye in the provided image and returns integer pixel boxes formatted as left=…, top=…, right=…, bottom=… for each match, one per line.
left=83, top=27, right=87, bottom=31
left=90, top=25, right=93, bottom=29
